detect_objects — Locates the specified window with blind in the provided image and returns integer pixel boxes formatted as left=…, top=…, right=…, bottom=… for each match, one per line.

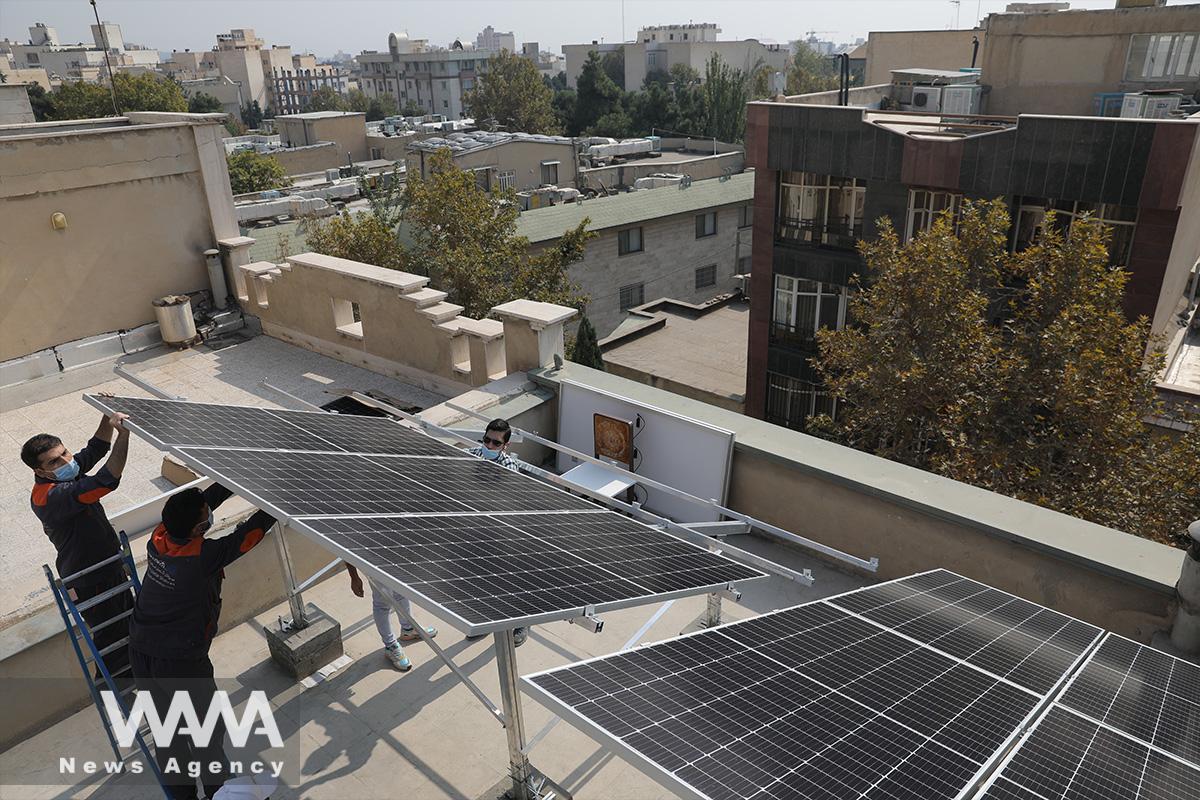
left=772, top=275, right=848, bottom=349
left=617, top=227, right=643, bottom=255
left=777, top=172, right=866, bottom=248
left=695, top=211, right=717, bottom=238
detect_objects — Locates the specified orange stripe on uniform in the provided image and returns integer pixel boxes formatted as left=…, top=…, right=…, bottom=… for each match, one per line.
left=31, top=484, right=52, bottom=507
left=239, top=529, right=265, bottom=553
left=77, top=486, right=113, bottom=504
left=151, top=524, right=203, bottom=557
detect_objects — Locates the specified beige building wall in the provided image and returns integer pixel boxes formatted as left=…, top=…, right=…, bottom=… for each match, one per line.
left=0, top=85, right=35, bottom=124
left=407, top=139, right=579, bottom=191
left=981, top=4, right=1200, bottom=115
left=270, top=141, right=342, bottom=176
left=0, top=117, right=237, bottom=361
left=216, top=48, right=266, bottom=109
left=276, top=111, right=368, bottom=161
left=864, top=29, right=983, bottom=85
left=0, top=66, right=52, bottom=91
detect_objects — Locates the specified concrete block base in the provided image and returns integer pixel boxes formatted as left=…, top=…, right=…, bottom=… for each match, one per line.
left=264, top=603, right=343, bottom=680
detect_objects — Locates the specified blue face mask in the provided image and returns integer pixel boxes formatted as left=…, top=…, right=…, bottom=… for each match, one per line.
left=53, top=460, right=80, bottom=481
left=481, top=446, right=501, bottom=461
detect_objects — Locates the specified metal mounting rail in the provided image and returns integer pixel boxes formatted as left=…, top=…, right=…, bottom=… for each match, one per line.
left=344, top=392, right=812, bottom=586
left=440, top=400, right=878, bottom=573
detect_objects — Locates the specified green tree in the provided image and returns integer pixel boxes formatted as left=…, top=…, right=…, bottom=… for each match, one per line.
left=345, top=88, right=371, bottom=112
left=226, top=149, right=290, bottom=194
left=702, top=54, right=751, bottom=143
left=187, top=92, right=223, bottom=114
left=47, top=72, right=187, bottom=119
left=811, top=199, right=1200, bottom=545
left=223, top=116, right=247, bottom=137
left=27, top=83, right=54, bottom=121
left=591, top=107, right=634, bottom=138
left=368, top=95, right=398, bottom=121
left=302, top=212, right=406, bottom=271
left=402, top=149, right=591, bottom=316
left=574, top=50, right=623, bottom=133
left=400, top=99, right=425, bottom=116
left=241, top=100, right=263, bottom=128
left=305, top=86, right=347, bottom=112
left=570, top=315, right=605, bottom=370
left=464, top=50, right=558, bottom=133
left=600, top=49, right=626, bottom=90
left=669, top=63, right=702, bottom=86
left=548, top=71, right=568, bottom=91
left=552, top=89, right=579, bottom=135
left=786, top=42, right=842, bottom=95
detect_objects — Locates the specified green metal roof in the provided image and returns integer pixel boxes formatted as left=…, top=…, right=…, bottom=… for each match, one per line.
left=516, top=172, right=755, bottom=244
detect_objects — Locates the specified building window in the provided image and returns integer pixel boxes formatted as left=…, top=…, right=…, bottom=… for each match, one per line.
left=695, top=265, right=717, bottom=289
left=497, top=170, right=516, bottom=191
left=473, top=168, right=491, bottom=191
left=738, top=255, right=752, bottom=274
left=771, top=275, right=848, bottom=350
left=695, top=211, right=717, bottom=238
left=906, top=189, right=962, bottom=242
left=441, top=80, right=448, bottom=90
left=1126, top=32, right=1200, bottom=81
left=1011, top=198, right=1138, bottom=267
left=442, top=99, right=449, bottom=108
left=540, top=161, right=560, bottom=185
left=777, top=172, right=866, bottom=248
left=619, top=283, right=645, bottom=311
left=738, top=204, right=753, bottom=229
left=766, top=371, right=837, bottom=430
left=618, top=227, right=644, bottom=255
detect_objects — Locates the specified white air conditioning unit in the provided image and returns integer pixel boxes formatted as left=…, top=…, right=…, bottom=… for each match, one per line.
left=910, top=86, right=942, bottom=112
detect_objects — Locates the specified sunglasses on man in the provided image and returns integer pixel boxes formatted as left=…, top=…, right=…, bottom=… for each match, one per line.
left=481, top=436, right=505, bottom=447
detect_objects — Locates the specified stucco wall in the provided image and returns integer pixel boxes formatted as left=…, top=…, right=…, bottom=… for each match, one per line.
left=865, top=29, right=983, bottom=86
left=0, top=122, right=232, bottom=361
left=580, top=150, right=745, bottom=191
left=272, top=141, right=342, bottom=176
left=408, top=139, right=579, bottom=191
left=981, top=5, right=1200, bottom=116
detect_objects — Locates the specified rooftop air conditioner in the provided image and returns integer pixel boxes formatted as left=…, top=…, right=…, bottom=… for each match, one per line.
left=910, top=86, right=942, bottom=113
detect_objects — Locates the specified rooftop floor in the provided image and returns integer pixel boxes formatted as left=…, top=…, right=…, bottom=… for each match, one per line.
left=0, top=333, right=446, bottom=629
left=602, top=299, right=749, bottom=407
left=0, top=536, right=868, bottom=799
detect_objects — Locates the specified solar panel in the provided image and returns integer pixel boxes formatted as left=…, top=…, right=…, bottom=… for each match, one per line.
left=172, top=447, right=602, bottom=516
left=299, top=513, right=764, bottom=628
left=976, top=705, right=1200, bottom=800
left=525, top=571, right=1103, bottom=800
left=1057, top=633, right=1200, bottom=769
left=87, top=395, right=461, bottom=457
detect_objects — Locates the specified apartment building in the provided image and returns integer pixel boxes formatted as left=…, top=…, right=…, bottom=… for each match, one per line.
left=562, top=23, right=788, bottom=90
left=517, top=172, right=756, bottom=337
left=10, top=21, right=160, bottom=82
left=358, top=33, right=493, bottom=119
left=476, top=26, right=516, bottom=54
left=742, top=102, right=1200, bottom=431
left=271, top=56, right=352, bottom=116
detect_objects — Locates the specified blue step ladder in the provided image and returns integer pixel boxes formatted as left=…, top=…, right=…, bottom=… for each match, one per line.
left=44, top=531, right=170, bottom=799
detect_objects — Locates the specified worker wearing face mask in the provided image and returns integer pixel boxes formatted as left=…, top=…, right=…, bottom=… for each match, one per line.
left=127, top=483, right=276, bottom=800
left=23, top=406, right=133, bottom=681
left=465, top=418, right=530, bottom=647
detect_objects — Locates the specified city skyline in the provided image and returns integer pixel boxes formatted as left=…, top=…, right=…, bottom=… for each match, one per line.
left=3, top=0, right=1132, bottom=58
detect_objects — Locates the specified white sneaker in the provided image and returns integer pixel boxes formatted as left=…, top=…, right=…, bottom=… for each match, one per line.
left=384, top=642, right=411, bottom=672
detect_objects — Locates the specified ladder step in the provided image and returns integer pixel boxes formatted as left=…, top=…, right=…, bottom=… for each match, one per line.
left=60, top=551, right=127, bottom=585
left=94, top=636, right=130, bottom=659
left=74, top=580, right=134, bottom=612
left=92, top=663, right=132, bottom=688
left=89, top=608, right=134, bottom=635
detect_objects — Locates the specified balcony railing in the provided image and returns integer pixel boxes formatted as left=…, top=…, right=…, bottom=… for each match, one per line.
left=776, top=218, right=862, bottom=250
left=770, top=321, right=819, bottom=351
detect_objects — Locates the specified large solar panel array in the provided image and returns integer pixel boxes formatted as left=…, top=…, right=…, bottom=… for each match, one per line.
left=86, top=395, right=766, bottom=634
left=524, top=570, right=1106, bottom=800
left=977, top=633, right=1200, bottom=800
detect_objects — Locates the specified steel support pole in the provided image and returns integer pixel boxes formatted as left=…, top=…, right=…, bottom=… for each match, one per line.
left=272, top=523, right=307, bottom=628
left=705, top=593, right=723, bottom=628
left=495, top=630, right=532, bottom=800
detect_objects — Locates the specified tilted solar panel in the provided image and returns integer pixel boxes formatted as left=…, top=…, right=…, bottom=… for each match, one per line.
left=524, top=570, right=1104, bottom=800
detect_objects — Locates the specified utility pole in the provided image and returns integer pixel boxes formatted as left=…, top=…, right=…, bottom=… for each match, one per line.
left=90, top=0, right=121, bottom=116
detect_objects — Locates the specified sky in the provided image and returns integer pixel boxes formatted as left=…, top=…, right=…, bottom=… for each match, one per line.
left=0, top=0, right=1151, bottom=57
